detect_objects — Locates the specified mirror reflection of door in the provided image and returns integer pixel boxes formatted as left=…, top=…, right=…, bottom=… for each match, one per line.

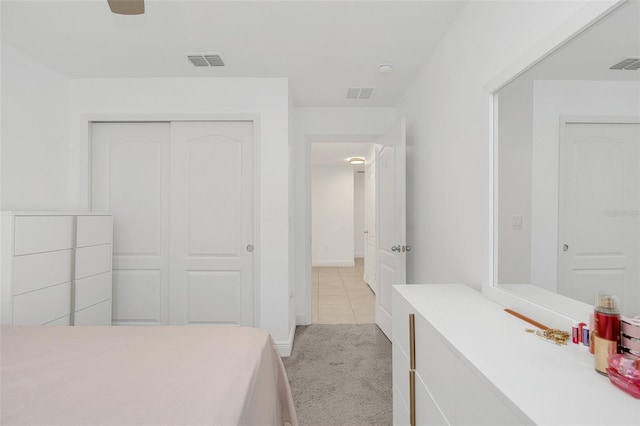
left=558, top=120, right=639, bottom=316
left=493, top=0, right=639, bottom=316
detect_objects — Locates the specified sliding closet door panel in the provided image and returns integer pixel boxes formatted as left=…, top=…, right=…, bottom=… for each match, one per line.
left=91, top=122, right=171, bottom=325
left=187, top=139, right=242, bottom=255
left=170, top=121, right=254, bottom=326
left=112, top=270, right=162, bottom=323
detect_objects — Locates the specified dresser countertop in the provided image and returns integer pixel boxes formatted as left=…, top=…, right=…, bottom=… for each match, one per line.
left=394, top=284, right=640, bottom=426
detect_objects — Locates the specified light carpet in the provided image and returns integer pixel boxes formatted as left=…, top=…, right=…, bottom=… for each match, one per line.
left=282, top=324, right=392, bottom=426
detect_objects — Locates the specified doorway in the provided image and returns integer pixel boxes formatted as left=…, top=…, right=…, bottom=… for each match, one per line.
left=310, top=142, right=376, bottom=323
left=91, top=121, right=256, bottom=326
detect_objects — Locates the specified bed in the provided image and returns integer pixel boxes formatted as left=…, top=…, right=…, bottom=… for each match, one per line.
left=1, top=325, right=298, bottom=426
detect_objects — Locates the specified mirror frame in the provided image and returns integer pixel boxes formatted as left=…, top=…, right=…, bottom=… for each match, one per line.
left=482, top=0, right=628, bottom=329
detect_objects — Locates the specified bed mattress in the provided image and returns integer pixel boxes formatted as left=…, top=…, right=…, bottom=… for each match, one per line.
left=1, top=325, right=297, bottom=426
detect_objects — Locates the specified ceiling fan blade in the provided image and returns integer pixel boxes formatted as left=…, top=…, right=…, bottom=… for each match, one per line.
left=107, top=0, right=144, bottom=15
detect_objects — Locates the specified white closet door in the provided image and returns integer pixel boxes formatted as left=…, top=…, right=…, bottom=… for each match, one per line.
left=170, top=121, right=254, bottom=326
left=91, top=122, right=171, bottom=325
left=559, top=121, right=639, bottom=316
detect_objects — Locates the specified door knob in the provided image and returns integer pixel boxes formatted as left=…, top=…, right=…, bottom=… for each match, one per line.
left=391, top=245, right=401, bottom=252
left=563, top=244, right=569, bottom=252
left=246, top=244, right=254, bottom=252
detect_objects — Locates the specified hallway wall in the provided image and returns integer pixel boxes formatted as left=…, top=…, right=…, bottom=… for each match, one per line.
left=354, top=171, right=365, bottom=258
left=312, top=165, right=354, bottom=266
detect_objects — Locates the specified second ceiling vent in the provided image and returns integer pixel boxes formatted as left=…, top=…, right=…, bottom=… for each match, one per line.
left=187, top=54, right=225, bottom=67
left=346, top=88, right=374, bottom=100
left=610, top=57, right=640, bottom=70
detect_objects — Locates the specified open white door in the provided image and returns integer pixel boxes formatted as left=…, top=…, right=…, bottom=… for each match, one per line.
left=375, top=118, right=406, bottom=338
left=364, top=158, right=377, bottom=293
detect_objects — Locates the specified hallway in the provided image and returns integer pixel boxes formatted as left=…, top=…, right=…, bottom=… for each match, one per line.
left=312, top=258, right=376, bottom=324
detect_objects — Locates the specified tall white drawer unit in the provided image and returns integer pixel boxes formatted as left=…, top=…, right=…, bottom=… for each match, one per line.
left=1, top=212, right=113, bottom=326
left=392, top=285, right=639, bottom=426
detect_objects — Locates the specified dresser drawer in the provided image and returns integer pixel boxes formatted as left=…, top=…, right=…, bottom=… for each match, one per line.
left=415, top=372, right=450, bottom=426
left=392, top=295, right=413, bottom=358
left=75, top=272, right=112, bottom=311
left=393, top=341, right=411, bottom=414
left=74, top=299, right=111, bottom=326
left=12, top=249, right=73, bottom=295
left=414, top=314, right=455, bottom=422
left=453, top=357, right=524, bottom=426
left=12, top=282, right=71, bottom=325
left=393, top=381, right=411, bottom=426
left=14, top=216, right=74, bottom=255
left=76, top=215, right=113, bottom=248
left=75, top=244, right=112, bottom=279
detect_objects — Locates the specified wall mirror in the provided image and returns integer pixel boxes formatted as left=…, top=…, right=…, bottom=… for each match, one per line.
left=493, top=1, right=640, bottom=317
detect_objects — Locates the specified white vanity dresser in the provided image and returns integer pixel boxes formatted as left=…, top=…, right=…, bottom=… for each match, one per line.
left=392, top=284, right=640, bottom=426
left=1, top=211, right=113, bottom=326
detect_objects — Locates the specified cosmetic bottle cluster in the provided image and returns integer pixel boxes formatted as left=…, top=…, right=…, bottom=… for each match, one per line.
left=574, top=294, right=640, bottom=398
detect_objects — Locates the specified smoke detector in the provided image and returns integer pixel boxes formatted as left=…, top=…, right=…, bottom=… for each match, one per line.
left=377, top=64, right=393, bottom=75
left=187, top=54, right=225, bottom=67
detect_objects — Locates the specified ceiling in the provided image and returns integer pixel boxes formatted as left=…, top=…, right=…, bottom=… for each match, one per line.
left=502, top=0, right=639, bottom=91
left=312, top=142, right=372, bottom=170
left=1, top=0, right=467, bottom=107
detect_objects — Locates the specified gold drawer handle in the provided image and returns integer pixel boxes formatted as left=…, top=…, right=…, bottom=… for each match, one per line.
left=409, top=370, right=416, bottom=426
left=409, top=313, right=416, bottom=370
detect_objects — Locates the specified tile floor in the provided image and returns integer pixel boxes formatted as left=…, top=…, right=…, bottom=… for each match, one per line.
left=312, top=258, right=376, bottom=324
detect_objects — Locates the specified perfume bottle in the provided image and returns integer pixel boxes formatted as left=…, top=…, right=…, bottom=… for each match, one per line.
left=593, top=294, right=620, bottom=375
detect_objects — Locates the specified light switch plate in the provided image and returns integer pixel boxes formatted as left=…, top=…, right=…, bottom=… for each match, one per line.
left=511, top=215, right=523, bottom=230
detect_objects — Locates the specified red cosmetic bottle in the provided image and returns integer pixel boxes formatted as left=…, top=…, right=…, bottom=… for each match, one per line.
left=593, top=294, right=620, bottom=375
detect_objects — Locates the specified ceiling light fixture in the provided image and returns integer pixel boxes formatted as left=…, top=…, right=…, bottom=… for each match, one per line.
left=348, top=157, right=365, bottom=165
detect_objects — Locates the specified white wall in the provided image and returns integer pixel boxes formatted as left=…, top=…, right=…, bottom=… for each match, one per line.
left=395, top=0, right=618, bottom=289
left=1, top=42, right=71, bottom=210
left=354, top=171, right=365, bottom=257
left=68, top=77, right=294, bottom=353
left=531, top=80, right=640, bottom=292
left=312, top=165, right=354, bottom=266
left=287, top=86, right=296, bottom=341
left=294, top=107, right=395, bottom=323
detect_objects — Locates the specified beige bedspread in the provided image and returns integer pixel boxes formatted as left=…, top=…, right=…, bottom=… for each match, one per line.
left=1, top=325, right=298, bottom=426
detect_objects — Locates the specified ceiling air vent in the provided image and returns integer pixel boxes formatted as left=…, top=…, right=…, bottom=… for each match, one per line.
left=346, top=88, right=360, bottom=99
left=346, top=88, right=375, bottom=100
left=610, top=57, right=640, bottom=70
left=187, top=54, right=225, bottom=67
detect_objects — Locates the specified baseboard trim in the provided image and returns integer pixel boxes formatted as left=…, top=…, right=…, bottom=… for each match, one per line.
left=296, top=314, right=311, bottom=326
left=312, top=260, right=355, bottom=267
left=275, top=322, right=296, bottom=357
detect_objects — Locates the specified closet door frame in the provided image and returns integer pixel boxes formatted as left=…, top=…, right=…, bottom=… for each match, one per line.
left=82, top=113, right=261, bottom=327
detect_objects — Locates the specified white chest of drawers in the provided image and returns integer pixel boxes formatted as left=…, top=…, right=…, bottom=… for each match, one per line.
left=1, top=212, right=113, bottom=326
left=392, top=284, right=640, bottom=426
